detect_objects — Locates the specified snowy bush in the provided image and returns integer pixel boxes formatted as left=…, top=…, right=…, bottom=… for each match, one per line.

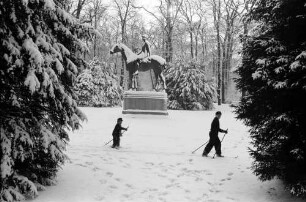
left=235, top=0, right=306, bottom=197
left=74, top=59, right=122, bottom=107
left=0, top=0, right=96, bottom=201
left=165, top=61, right=216, bottom=110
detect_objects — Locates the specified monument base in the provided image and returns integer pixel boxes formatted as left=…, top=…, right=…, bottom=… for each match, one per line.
left=123, top=91, right=168, bottom=115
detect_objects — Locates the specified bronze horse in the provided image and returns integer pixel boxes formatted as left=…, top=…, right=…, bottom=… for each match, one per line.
left=110, top=43, right=166, bottom=90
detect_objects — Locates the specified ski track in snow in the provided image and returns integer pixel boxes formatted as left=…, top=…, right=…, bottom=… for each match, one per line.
left=31, top=105, right=304, bottom=202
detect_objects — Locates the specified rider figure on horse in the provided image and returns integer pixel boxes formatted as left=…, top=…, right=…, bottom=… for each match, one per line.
left=138, top=34, right=151, bottom=57
left=132, top=34, right=151, bottom=90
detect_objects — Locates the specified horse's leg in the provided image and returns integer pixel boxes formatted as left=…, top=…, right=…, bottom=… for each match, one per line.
left=159, top=72, right=166, bottom=90
left=154, top=69, right=160, bottom=91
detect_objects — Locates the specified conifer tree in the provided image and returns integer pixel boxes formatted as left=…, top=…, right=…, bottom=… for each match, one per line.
left=166, top=61, right=216, bottom=110
left=235, top=0, right=306, bottom=197
left=0, top=0, right=96, bottom=200
left=74, top=59, right=122, bottom=107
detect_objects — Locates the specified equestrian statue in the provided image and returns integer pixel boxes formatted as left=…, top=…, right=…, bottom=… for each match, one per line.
left=110, top=35, right=167, bottom=91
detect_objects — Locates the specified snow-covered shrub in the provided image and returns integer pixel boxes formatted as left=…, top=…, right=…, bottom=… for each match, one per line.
left=235, top=0, right=306, bottom=197
left=74, top=59, right=122, bottom=107
left=165, top=61, right=216, bottom=110
left=0, top=0, right=96, bottom=201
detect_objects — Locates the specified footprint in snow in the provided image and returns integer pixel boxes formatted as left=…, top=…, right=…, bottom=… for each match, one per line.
left=125, top=184, right=134, bottom=189
left=109, top=185, right=118, bottom=189
left=227, top=172, right=234, bottom=176
left=160, top=191, right=168, bottom=196
left=106, top=172, right=113, bottom=177
left=75, top=163, right=87, bottom=167
left=169, top=178, right=176, bottom=183
left=226, top=196, right=236, bottom=201
left=181, top=168, right=188, bottom=171
left=123, top=163, right=131, bottom=168
left=99, top=179, right=107, bottom=184
left=158, top=174, right=167, bottom=178
left=95, top=195, right=105, bottom=201
left=92, top=167, right=101, bottom=171
left=145, top=162, right=154, bottom=166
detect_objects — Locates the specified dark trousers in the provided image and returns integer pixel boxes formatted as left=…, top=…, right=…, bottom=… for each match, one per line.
left=112, top=136, right=120, bottom=147
left=203, top=133, right=221, bottom=155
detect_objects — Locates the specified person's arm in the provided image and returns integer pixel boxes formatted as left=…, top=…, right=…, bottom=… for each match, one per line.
left=120, top=126, right=128, bottom=131
left=215, top=119, right=227, bottom=133
left=218, top=124, right=228, bottom=133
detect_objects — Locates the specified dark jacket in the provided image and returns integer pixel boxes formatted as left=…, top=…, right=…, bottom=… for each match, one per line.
left=210, top=117, right=226, bottom=137
left=112, top=124, right=127, bottom=138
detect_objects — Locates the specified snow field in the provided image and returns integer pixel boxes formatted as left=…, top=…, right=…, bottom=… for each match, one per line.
left=32, top=105, right=304, bottom=202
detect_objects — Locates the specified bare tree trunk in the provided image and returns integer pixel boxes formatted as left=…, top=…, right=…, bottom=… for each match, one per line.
left=121, top=24, right=127, bottom=89
left=165, top=0, right=173, bottom=62
left=76, top=0, right=86, bottom=19
left=195, top=33, right=198, bottom=61
left=213, top=0, right=222, bottom=105
left=222, top=41, right=226, bottom=104
left=241, top=2, right=249, bottom=98
left=190, top=31, right=194, bottom=59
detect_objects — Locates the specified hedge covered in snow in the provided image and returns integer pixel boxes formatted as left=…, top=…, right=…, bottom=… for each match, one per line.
left=165, top=61, right=216, bottom=110
left=74, top=59, right=122, bottom=107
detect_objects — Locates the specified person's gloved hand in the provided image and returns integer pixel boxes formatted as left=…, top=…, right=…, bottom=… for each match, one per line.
left=225, top=129, right=228, bottom=134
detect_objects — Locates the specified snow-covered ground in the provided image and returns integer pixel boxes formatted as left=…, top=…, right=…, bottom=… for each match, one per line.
left=32, top=105, right=304, bottom=202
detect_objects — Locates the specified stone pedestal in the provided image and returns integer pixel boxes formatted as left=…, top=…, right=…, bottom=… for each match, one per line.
left=123, top=91, right=168, bottom=115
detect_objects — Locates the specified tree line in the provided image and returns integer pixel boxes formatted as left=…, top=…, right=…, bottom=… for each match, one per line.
left=66, top=0, right=251, bottom=104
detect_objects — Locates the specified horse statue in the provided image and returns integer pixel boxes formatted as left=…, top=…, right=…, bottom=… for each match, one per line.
left=110, top=43, right=167, bottom=91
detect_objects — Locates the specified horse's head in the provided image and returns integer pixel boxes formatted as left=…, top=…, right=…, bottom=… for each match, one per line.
left=110, top=43, right=122, bottom=54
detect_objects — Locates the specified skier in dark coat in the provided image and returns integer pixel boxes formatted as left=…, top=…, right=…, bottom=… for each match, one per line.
left=202, top=111, right=228, bottom=157
left=112, top=118, right=128, bottom=148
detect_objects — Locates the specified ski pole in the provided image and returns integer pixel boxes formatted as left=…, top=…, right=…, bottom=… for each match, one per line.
left=104, top=128, right=128, bottom=146
left=104, top=139, right=113, bottom=146
left=191, top=140, right=209, bottom=154
left=212, top=129, right=228, bottom=158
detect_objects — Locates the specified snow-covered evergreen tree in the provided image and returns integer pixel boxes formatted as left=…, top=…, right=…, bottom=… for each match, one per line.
left=74, top=59, right=122, bottom=107
left=0, top=0, right=96, bottom=201
left=165, top=61, right=216, bottom=110
left=235, top=0, right=306, bottom=197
